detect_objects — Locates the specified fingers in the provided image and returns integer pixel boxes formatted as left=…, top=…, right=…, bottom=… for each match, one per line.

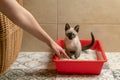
left=52, top=43, right=69, bottom=58
left=55, top=50, right=61, bottom=58
left=55, top=49, right=69, bottom=59
left=61, top=50, right=70, bottom=58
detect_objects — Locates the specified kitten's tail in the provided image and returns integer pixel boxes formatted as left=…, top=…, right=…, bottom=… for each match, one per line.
left=82, top=32, right=95, bottom=51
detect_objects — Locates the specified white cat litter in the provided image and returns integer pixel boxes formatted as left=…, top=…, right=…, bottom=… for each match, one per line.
left=61, top=49, right=97, bottom=60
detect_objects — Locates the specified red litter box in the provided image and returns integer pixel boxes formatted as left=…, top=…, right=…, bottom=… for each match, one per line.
left=53, top=39, right=107, bottom=74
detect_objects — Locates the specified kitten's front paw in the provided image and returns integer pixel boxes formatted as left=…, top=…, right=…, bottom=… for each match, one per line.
left=75, top=53, right=80, bottom=59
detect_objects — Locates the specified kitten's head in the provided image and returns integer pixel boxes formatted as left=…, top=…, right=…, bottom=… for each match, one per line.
left=65, top=23, right=79, bottom=40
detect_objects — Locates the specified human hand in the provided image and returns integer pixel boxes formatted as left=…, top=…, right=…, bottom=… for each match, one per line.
left=49, top=41, right=69, bottom=58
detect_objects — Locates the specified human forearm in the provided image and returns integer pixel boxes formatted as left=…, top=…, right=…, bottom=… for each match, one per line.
left=0, top=0, right=69, bottom=58
left=0, top=0, right=54, bottom=46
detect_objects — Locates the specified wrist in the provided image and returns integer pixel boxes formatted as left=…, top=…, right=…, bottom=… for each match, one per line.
left=47, top=39, right=55, bottom=48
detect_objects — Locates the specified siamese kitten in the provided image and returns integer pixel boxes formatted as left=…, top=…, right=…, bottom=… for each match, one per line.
left=64, top=23, right=95, bottom=59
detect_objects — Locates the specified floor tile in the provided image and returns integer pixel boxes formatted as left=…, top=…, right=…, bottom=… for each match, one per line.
left=25, top=69, right=57, bottom=80
left=56, top=69, right=114, bottom=80
left=4, top=70, right=19, bottom=80
left=98, top=69, right=114, bottom=80
left=16, top=55, right=32, bottom=64
left=17, top=52, right=28, bottom=58
left=106, top=52, right=120, bottom=63
left=0, top=52, right=118, bottom=80
left=112, top=69, right=120, bottom=80
left=23, top=60, right=41, bottom=68
left=34, top=69, right=57, bottom=80
left=106, top=52, right=120, bottom=69
left=0, top=75, right=9, bottom=80
left=27, top=62, right=56, bottom=71
left=102, top=62, right=110, bottom=69
left=17, top=76, right=38, bottom=80
left=11, top=69, right=26, bottom=77
left=56, top=74, right=99, bottom=80
left=10, top=61, right=28, bottom=69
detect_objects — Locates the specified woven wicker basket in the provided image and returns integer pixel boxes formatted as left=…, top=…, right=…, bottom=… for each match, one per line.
left=0, top=0, right=23, bottom=76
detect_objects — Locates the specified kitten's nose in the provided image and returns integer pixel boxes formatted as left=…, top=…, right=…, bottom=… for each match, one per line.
left=67, top=33, right=75, bottom=40
left=68, top=36, right=72, bottom=40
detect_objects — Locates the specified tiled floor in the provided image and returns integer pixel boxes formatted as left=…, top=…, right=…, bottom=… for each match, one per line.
left=0, top=52, right=120, bottom=80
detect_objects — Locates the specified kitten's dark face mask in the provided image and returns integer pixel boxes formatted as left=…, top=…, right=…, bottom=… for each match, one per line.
left=66, top=32, right=76, bottom=40
left=65, top=23, right=79, bottom=40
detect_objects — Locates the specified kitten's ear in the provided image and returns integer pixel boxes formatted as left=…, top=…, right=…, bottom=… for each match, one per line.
left=65, top=23, right=70, bottom=31
left=74, top=25, right=79, bottom=32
